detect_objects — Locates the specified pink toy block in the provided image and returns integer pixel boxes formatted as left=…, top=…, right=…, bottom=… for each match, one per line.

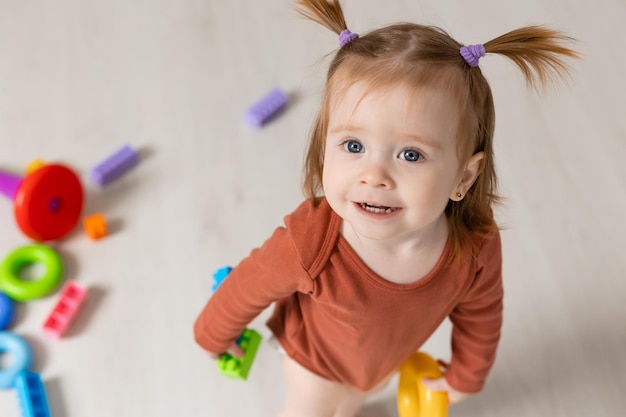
left=42, top=281, right=87, bottom=338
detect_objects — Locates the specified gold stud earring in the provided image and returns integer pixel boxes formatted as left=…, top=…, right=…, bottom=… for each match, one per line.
left=456, top=192, right=463, bottom=199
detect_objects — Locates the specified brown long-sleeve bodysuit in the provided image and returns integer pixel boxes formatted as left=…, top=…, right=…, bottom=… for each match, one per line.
left=194, top=198, right=503, bottom=392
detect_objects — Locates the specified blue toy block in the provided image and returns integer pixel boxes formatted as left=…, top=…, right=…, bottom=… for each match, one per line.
left=14, top=371, right=51, bottom=417
left=212, top=266, right=232, bottom=292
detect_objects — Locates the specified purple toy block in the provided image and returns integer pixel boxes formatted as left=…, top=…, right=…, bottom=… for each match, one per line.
left=0, top=170, right=22, bottom=200
left=91, top=145, right=139, bottom=187
left=244, top=88, right=288, bottom=128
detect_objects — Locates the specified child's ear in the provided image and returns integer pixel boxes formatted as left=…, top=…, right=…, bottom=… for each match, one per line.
left=450, top=152, right=484, bottom=201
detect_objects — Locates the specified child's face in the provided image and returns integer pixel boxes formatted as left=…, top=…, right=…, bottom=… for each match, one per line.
left=322, top=81, right=464, bottom=242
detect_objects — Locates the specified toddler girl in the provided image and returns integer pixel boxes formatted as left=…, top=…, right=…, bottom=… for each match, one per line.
left=194, top=1, right=577, bottom=416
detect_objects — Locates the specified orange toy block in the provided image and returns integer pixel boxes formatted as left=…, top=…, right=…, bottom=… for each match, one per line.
left=83, top=213, right=107, bottom=240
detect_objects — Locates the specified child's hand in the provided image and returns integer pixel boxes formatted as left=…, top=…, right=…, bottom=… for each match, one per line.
left=204, top=343, right=244, bottom=360
left=421, top=376, right=470, bottom=405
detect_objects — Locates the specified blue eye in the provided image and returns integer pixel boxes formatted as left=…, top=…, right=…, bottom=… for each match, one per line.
left=399, top=149, right=423, bottom=162
left=343, top=140, right=363, bottom=153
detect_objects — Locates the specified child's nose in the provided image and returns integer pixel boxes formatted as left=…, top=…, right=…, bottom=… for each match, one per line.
left=359, top=161, right=394, bottom=189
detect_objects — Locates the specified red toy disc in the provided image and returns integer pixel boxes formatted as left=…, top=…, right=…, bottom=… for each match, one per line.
left=13, top=164, right=84, bottom=241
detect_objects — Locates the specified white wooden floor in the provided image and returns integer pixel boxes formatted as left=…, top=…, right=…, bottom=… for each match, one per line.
left=0, top=1, right=624, bottom=416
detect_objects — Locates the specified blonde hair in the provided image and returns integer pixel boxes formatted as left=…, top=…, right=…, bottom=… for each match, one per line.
left=296, top=0, right=579, bottom=260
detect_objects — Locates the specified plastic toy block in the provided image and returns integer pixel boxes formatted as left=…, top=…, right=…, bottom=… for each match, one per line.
left=244, top=88, right=288, bottom=128
left=212, top=266, right=232, bottom=292
left=217, top=328, right=262, bottom=380
left=14, top=371, right=51, bottom=417
left=82, top=213, right=107, bottom=240
left=25, top=159, right=45, bottom=175
left=91, top=144, right=139, bottom=186
left=42, top=280, right=87, bottom=338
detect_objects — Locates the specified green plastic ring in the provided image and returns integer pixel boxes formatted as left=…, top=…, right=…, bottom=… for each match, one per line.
left=0, top=244, right=63, bottom=301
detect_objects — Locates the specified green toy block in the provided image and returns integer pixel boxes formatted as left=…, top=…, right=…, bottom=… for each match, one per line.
left=217, top=328, right=262, bottom=380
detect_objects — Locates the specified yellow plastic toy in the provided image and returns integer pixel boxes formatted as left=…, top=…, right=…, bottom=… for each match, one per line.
left=25, top=159, right=46, bottom=174
left=397, top=352, right=448, bottom=417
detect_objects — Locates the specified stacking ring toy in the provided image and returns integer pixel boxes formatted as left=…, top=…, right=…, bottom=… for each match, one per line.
left=0, top=164, right=84, bottom=241
left=0, top=332, right=32, bottom=389
left=0, top=245, right=63, bottom=302
left=0, top=293, right=14, bottom=330
left=397, top=352, right=448, bottom=417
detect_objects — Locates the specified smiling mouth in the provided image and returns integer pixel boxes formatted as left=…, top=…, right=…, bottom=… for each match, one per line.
left=358, top=202, right=400, bottom=214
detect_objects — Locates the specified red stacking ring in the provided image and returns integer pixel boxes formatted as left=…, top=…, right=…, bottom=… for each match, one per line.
left=14, top=164, right=84, bottom=241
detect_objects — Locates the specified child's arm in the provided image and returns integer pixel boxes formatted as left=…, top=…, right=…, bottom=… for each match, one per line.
left=193, top=226, right=314, bottom=358
left=441, top=230, right=504, bottom=395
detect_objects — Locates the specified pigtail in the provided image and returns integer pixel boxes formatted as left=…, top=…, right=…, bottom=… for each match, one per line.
left=450, top=26, right=578, bottom=259
left=297, top=0, right=352, bottom=204
left=295, top=0, right=348, bottom=34
left=483, top=25, right=579, bottom=87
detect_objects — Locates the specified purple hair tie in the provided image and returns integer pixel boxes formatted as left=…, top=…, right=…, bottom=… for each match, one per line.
left=460, top=44, right=486, bottom=67
left=339, top=29, right=359, bottom=47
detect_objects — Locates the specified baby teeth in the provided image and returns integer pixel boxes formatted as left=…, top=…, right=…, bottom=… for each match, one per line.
left=359, top=203, right=395, bottom=214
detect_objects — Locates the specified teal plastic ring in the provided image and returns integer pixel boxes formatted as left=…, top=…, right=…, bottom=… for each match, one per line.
left=0, top=244, right=63, bottom=302
left=0, top=331, right=32, bottom=389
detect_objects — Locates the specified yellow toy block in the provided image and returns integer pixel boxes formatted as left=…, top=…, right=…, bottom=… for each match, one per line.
left=25, top=159, right=46, bottom=174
